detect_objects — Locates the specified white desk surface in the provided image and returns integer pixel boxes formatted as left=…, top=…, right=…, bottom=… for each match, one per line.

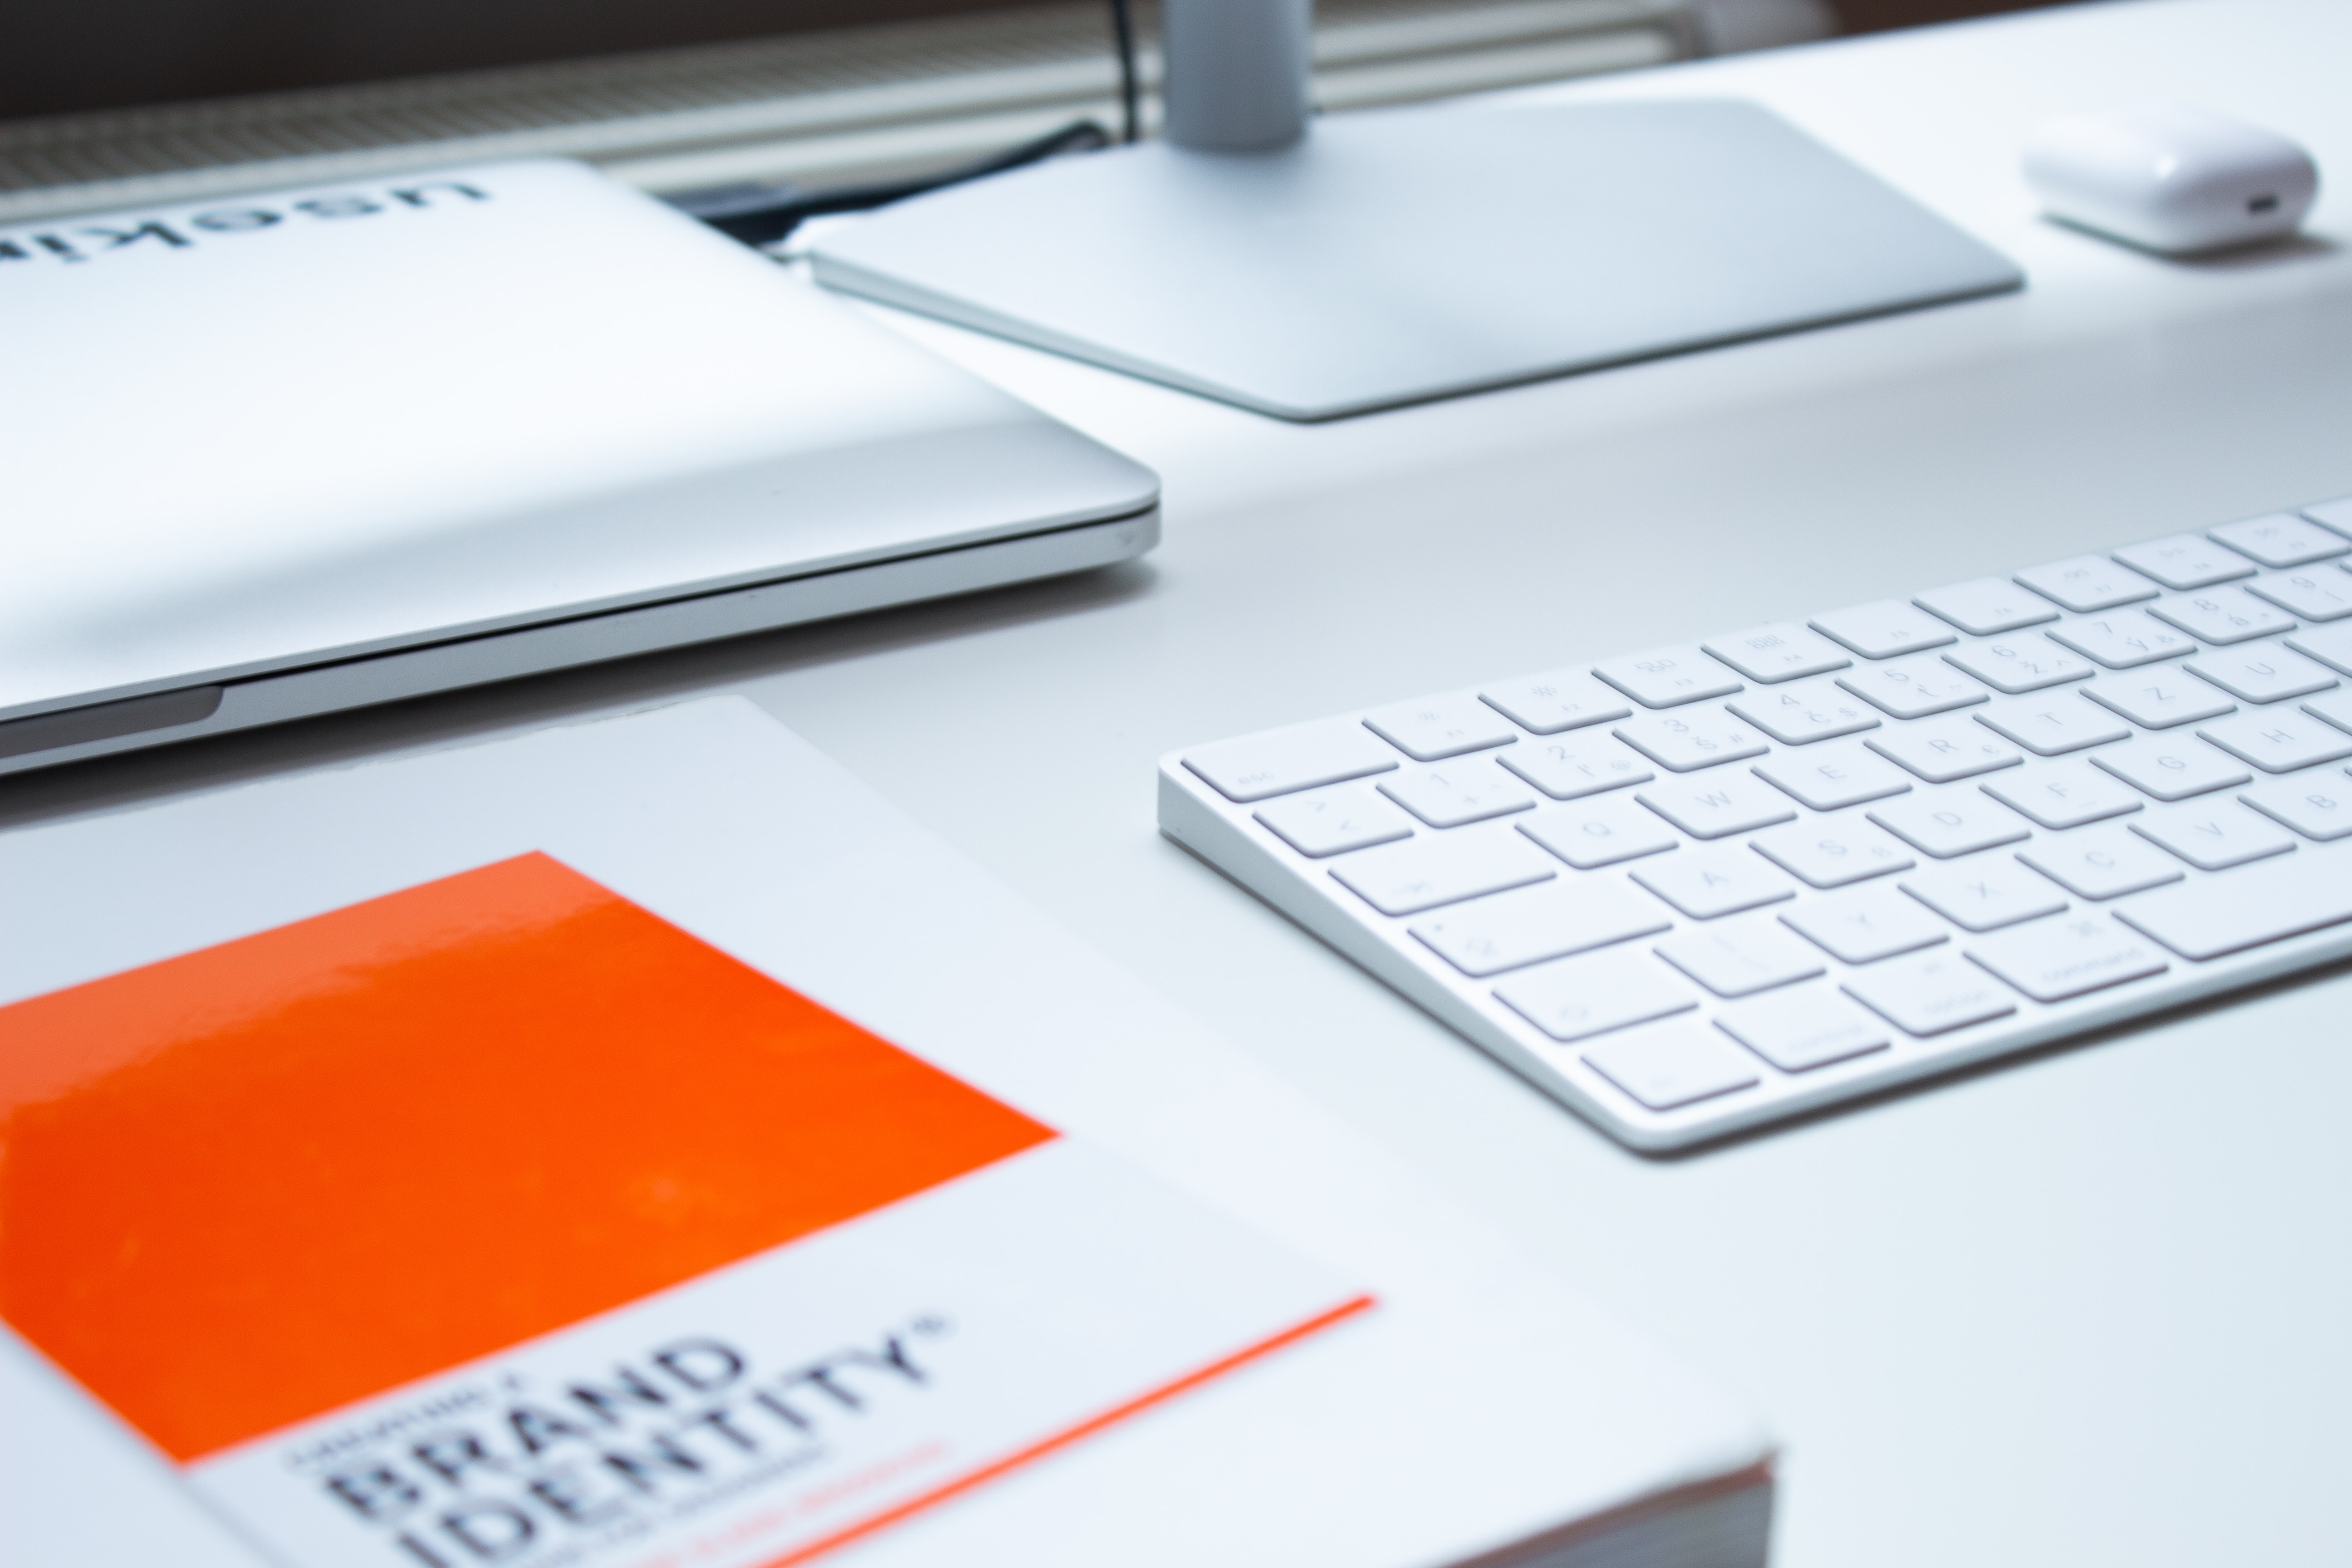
left=10, top=1, right=2352, bottom=1562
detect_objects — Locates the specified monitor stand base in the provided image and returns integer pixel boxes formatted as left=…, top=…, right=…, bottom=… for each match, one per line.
left=810, top=98, right=2023, bottom=422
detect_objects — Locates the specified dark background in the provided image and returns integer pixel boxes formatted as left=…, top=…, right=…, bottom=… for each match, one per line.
left=0, top=0, right=2071, bottom=122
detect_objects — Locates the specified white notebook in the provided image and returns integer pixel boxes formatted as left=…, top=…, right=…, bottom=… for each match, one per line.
left=0, top=699, right=1772, bottom=1568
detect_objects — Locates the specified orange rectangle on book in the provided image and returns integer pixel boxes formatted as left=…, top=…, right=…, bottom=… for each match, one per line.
left=0, top=852, right=1053, bottom=1463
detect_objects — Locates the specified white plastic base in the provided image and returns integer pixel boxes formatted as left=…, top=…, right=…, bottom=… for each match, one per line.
left=812, top=98, right=2023, bottom=421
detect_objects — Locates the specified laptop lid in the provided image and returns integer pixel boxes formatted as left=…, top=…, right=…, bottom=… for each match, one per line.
left=0, top=158, right=1157, bottom=725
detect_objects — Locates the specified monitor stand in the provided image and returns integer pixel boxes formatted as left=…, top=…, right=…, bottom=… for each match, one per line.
left=809, top=8, right=2020, bottom=421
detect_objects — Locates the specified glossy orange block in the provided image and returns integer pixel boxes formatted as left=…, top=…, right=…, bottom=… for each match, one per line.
left=0, top=853, right=1052, bottom=1463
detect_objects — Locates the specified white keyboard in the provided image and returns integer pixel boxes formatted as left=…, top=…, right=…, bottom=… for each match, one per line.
left=1159, top=501, right=2352, bottom=1150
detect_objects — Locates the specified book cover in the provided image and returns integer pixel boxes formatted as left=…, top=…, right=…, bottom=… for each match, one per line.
left=0, top=851, right=1369, bottom=1568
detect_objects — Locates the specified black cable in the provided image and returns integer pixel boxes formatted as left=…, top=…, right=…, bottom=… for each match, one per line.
left=1107, top=0, right=1140, bottom=144
left=670, top=118, right=1111, bottom=248
left=674, top=2, right=1139, bottom=249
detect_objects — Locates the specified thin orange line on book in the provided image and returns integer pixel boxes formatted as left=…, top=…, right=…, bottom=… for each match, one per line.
left=762, top=1293, right=1379, bottom=1568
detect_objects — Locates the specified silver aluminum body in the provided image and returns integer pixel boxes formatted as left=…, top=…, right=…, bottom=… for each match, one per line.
left=0, top=158, right=1159, bottom=774
left=811, top=98, right=2024, bottom=421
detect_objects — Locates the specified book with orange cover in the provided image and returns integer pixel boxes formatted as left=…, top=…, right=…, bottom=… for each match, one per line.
left=0, top=698, right=1773, bottom=1568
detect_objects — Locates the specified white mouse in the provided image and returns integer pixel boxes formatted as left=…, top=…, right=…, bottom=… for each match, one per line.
left=2021, top=103, right=2318, bottom=255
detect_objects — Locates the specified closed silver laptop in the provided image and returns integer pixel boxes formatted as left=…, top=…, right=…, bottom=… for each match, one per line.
left=0, top=158, right=1158, bottom=774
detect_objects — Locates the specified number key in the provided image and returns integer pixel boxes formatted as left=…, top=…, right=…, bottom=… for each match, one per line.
left=1728, top=677, right=1880, bottom=745
left=1614, top=710, right=1769, bottom=773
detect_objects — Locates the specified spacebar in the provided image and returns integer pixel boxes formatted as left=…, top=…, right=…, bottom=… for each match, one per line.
left=2117, top=855, right=2352, bottom=961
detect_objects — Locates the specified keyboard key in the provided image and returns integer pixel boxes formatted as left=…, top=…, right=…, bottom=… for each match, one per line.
left=1498, top=734, right=1653, bottom=799
left=1867, top=715, right=2023, bottom=782
left=1655, top=916, right=1827, bottom=997
left=2014, top=554, right=2161, bottom=612
left=1632, top=846, right=1796, bottom=919
left=2209, top=512, right=2349, bottom=568
left=1972, top=694, right=2132, bottom=756
left=1614, top=710, right=1769, bottom=773
left=1701, top=622, right=1851, bottom=683
left=1914, top=577, right=2061, bottom=635
left=1967, top=912, right=2167, bottom=1002
left=1494, top=947, right=1696, bottom=1043
left=1728, top=678, right=1879, bottom=745
left=2090, top=736, right=2251, bottom=800
left=1981, top=759, right=2142, bottom=829
left=2303, top=495, right=2352, bottom=538
left=1869, top=791, right=2034, bottom=858
left=1716, top=987, right=1890, bottom=1071
left=1411, top=879, right=1670, bottom=977
left=1900, top=856, right=2067, bottom=931
left=2286, top=620, right=2352, bottom=676
left=1838, top=652, right=1988, bottom=719
left=1519, top=796, right=1681, bottom=868
left=1781, top=885, right=1949, bottom=964
left=1581, top=1019, right=1759, bottom=1109
left=1254, top=782, right=1416, bottom=858
left=1479, top=670, right=1632, bottom=735
left=1943, top=637, right=2096, bottom=694
left=2240, top=774, right=2352, bottom=842
left=2305, top=688, right=2352, bottom=734
left=1749, top=818, right=1914, bottom=888
left=2197, top=710, right=2352, bottom=773
left=1753, top=741, right=1912, bottom=810
left=2248, top=569, right=2352, bottom=622
left=1637, top=773, right=1798, bottom=839
left=2118, top=851, right=2352, bottom=960
left=1362, top=696, right=1519, bottom=760
left=1329, top=828, right=1556, bottom=915
left=2113, top=534, right=2259, bottom=590
left=2149, top=586, right=2295, bottom=645
left=2080, top=667, right=2236, bottom=730
left=2017, top=825, right=2184, bottom=899
left=1593, top=646, right=1743, bottom=709
left=2046, top=609, right=2195, bottom=669
left=1379, top=761, right=1536, bottom=827
left=1811, top=599, right=1956, bottom=659
left=1186, top=719, right=1399, bottom=801
left=2183, top=643, right=2337, bottom=705
left=2132, top=803, right=2298, bottom=871
left=1842, top=949, right=2017, bottom=1037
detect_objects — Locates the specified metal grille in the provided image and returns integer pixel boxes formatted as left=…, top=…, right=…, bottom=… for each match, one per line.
left=0, top=0, right=1695, bottom=222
